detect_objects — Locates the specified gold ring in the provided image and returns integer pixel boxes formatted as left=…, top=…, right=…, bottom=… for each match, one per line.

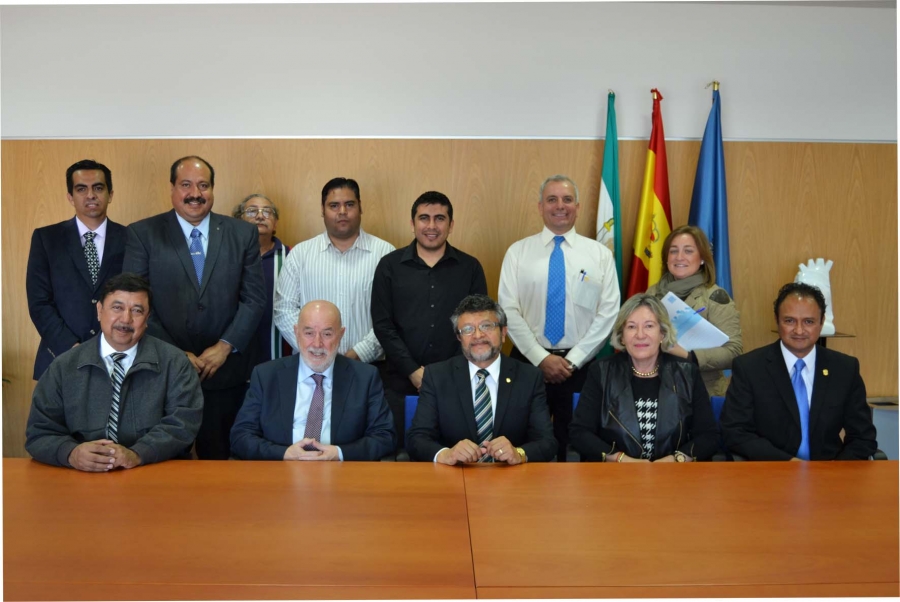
left=499, top=449, right=504, bottom=455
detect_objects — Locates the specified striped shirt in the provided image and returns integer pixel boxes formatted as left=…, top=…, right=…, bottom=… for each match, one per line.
left=273, top=229, right=395, bottom=363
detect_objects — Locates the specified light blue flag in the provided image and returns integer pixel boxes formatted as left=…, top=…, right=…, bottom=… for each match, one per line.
left=688, top=86, right=733, bottom=296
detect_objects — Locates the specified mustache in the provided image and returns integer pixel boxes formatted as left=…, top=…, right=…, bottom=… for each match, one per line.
left=113, top=324, right=134, bottom=333
left=183, top=196, right=207, bottom=205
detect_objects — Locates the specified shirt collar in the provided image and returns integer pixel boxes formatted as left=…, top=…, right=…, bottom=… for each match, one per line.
left=75, top=216, right=108, bottom=239
left=467, top=354, right=502, bottom=383
left=318, top=229, right=371, bottom=253
left=540, top=225, right=576, bottom=246
left=780, top=340, right=817, bottom=374
left=400, top=239, right=458, bottom=265
left=99, top=333, right=139, bottom=362
left=297, top=355, right=337, bottom=382
left=174, top=212, right=211, bottom=240
left=261, top=237, right=284, bottom=259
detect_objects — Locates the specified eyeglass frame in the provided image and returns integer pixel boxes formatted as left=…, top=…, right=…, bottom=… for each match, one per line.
left=455, top=321, right=502, bottom=337
left=243, top=207, right=276, bottom=219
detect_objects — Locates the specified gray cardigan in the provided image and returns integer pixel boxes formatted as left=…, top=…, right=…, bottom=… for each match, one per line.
left=25, top=334, right=203, bottom=467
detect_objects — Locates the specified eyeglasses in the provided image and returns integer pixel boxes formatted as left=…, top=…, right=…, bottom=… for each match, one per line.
left=243, top=207, right=275, bottom=218
left=456, top=322, right=501, bottom=336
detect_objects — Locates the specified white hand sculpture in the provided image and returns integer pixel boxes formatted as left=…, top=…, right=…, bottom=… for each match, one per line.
left=795, top=258, right=835, bottom=335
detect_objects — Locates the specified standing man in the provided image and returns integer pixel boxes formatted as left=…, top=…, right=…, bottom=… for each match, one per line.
left=230, top=301, right=395, bottom=461
left=233, top=194, right=292, bottom=364
left=273, top=177, right=394, bottom=362
left=407, top=295, right=557, bottom=464
left=372, top=191, right=488, bottom=448
left=27, top=159, right=126, bottom=380
left=721, top=282, right=878, bottom=460
left=498, top=175, right=620, bottom=461
left=123, top=156, right=266, bottom=460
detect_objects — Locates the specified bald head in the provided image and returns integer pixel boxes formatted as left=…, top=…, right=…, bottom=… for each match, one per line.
left=294, top=301, right=345, bottom=372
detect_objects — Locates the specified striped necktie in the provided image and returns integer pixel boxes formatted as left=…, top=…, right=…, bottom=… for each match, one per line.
left=474, top=369, right=494, bottom=463
left=106, top=352, right=127, bottom=443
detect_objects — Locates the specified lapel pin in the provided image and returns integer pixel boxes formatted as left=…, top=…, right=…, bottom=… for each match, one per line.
left=506, top=377, right=511, bottom=383
left=823, top=369, right=829, bottom=376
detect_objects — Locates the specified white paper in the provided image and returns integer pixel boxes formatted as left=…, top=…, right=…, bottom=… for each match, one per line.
left=660, top=292, right=729, bottom=352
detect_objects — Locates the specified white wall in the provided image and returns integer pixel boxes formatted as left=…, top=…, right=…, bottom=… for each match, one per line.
left=1, top=2, right=895, bottom=141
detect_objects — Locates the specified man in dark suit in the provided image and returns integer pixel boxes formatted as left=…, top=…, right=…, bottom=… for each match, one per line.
left=408, top=294, right=557, bottom=464
left=721, top=282, right=877, bottom=461
left=230, top=300, right=395, bottom=461
left=27, top=159, right=126, bottom=380
left=123, top=156, right=266, bottom=460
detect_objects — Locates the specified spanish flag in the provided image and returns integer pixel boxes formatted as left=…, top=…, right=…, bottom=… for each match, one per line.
left=626, top=89, right=672, bottom=298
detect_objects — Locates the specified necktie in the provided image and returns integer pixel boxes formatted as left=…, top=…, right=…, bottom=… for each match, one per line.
left=474, top=369, right=494, bottom=463
left=84, top=232, right=100, bottom=286
left=792, top=359, right=810, bottom=461
left=544, top=235, right=566, bottom=346
left=303, top=373, right=325, bottom=450
left=189, top=228, right=205, bottom=285
left=106, top=352, right=127, bottom=443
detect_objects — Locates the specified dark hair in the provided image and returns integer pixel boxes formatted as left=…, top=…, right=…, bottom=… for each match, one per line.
left=99, top=273, right=153, bottom=309
left=170, top=156, right=215, bottom=187
left=661, top=224, right=716, bottom=286
left=450, top=294, right=507, bottom=330
left=66, top=159, right=112, bottom=194
left=321, top=177, right=361, bottom=207
left=774, top=282, right=826, bottom=321
left=411, top=191, right=453, bottom=222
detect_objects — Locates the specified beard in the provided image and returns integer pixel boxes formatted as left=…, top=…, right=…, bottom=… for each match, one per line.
left=303, top=345, right=337, bottom=372
left=463, top=341, right=500, bottom=364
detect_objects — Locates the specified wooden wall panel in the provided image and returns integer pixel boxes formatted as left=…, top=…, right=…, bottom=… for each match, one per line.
left=2, top=139, right=896, bottom=457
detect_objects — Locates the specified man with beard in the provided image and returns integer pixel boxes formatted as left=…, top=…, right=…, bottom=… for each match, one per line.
left=123, top=156, right=266, bottom=460
left=25, top=273, right=203, bottom=471
left=230, top=300, right=395, bottom=461
left=406, top=295, right=557, bottom=464
left=372, top=191, right=487, bottom=449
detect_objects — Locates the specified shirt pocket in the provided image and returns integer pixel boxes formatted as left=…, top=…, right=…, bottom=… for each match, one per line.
left=571, top=277, right=602, bottom=311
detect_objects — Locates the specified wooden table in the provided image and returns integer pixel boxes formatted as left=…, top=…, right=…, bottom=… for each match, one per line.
left=3, top=459, right=474, bottom=600
left=5, top=459, right=898, bottom=600
left=464, top=461, right=899, bottom=598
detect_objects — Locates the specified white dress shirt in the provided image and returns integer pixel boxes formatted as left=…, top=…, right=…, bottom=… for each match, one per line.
left=99, top=334, right=139, bottom=377
left=75, top=217, right=108, bottom=264
left=780, top=342, right=817, bottom=408
left=273, top=229, right=395, bottom=362
left=434, top=355, right=502, bottom=462
left=498, top=226, right=620, bottom=369
left=293, top=358, right=343, bottom=460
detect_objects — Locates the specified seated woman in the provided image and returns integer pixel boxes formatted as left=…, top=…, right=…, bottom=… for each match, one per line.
left=646, top=225, right=742, bottom=397
left=569, top=294, right=717, bottom=462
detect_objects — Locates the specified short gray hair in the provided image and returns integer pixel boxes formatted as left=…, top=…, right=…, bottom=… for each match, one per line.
left=232, top=193, right=279, bottom=220
left=539, top=174, right=580, bottom=206
left=450, top=294, right=508, bottom=331
left=610, top=293, right=677, bottom=352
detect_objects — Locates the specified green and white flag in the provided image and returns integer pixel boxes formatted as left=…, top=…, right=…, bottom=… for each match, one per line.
left=596, top=91, right=623, bottom=297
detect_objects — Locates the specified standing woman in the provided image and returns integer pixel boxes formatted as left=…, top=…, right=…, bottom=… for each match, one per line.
left=569, top=294, right=717, bottom=462
left=646, top=225, right=742, bottom=397
left=234, top=194, right=292, bottom=363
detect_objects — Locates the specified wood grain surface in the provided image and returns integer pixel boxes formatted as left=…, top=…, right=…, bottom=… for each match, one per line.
left=3, top=459, right=475, bottom=600
left=3, top=139, right=896, bottom=458
left=463, top=461, right=899, bottom=597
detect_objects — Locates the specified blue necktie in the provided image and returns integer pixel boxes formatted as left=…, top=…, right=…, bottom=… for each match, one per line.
left=544, top=235, right=566, bottom=346
left=189, top=228, right=205, bottom=285
left=792, top=359, right=810, bottom=461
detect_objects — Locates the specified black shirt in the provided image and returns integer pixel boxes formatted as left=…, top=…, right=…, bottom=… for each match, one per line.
left=372, top=240, right=487, bottom=377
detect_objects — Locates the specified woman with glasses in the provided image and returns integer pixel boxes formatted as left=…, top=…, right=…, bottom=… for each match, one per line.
left=233, top=194, right=291, bottom=363
left=569, top=294, right=717, bottom=462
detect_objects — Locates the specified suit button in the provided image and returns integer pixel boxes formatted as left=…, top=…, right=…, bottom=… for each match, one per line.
left=90, top=330, right=96, bottom=335
left=198, top=304, right=205, bottom=311
left=91, top=299, right=98, bottom=304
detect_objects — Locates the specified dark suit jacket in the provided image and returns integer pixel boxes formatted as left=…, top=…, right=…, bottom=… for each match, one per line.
left=721, top=341, right=877, bottom=460
left=407, top=355, right=557, bottom=462
left=26, top=217, right=126, bottom=380
left=123, top=210, right=266, bottom=390
left=229, top=354, right=396, bottom=461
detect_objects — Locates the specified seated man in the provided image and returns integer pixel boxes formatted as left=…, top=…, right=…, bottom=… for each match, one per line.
left=407, top=294, right=557, bottom=464
left=721, top=282, right=877, bottom=460
left=25, top=273, right=203, bottom=472
left=230, top=300, right=395, bottom=461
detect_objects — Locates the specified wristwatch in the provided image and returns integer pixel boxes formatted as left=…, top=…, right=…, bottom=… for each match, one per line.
left=515, top=447, right=527, bottom=463
left=674, top=451, right=688, bottom=463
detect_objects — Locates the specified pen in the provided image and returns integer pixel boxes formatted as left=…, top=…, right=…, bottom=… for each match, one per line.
left=579, top=270, right=586, bottom=281
left=695, top=307, right=706, bottom=314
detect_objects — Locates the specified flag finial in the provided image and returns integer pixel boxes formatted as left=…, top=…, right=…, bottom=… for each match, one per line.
left=705, top=80, right=720, bottom=91
left=608, top=88, right=615, bottom=96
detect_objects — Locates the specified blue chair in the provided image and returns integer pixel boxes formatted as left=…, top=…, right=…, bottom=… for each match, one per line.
left=392, top=395, right=419, bottom=462
left=566, top=393, right=582, bottom=462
